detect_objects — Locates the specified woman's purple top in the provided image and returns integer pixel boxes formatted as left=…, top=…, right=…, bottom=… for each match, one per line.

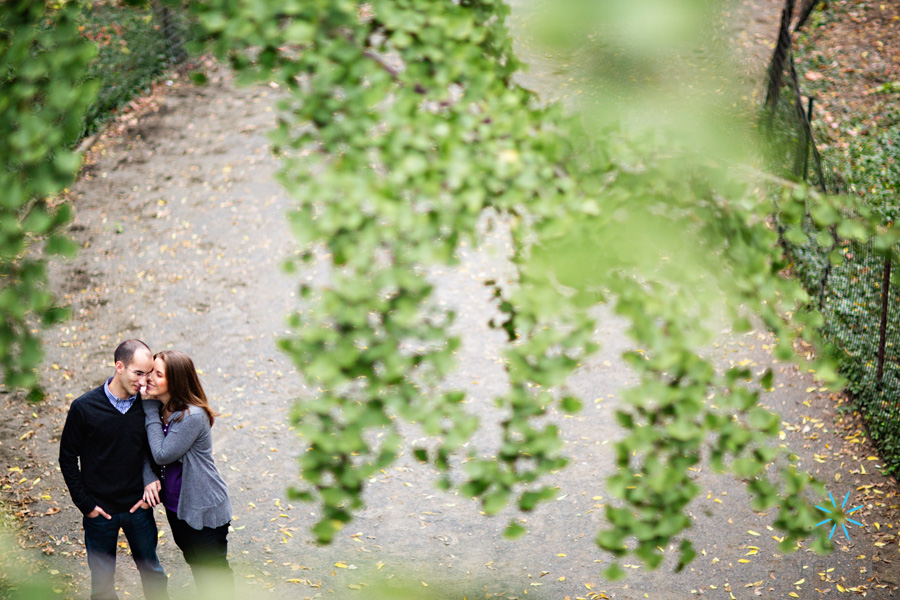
left=160, top=420, right=184, bottom=513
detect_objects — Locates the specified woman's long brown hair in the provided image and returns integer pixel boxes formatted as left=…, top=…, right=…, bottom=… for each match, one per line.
left=155, top=350, right=216, bottom=426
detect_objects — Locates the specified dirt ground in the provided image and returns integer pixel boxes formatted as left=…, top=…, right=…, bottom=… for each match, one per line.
left=793, top=0, right=900, bottom=148
left=2, top=1, right=900, bottom=599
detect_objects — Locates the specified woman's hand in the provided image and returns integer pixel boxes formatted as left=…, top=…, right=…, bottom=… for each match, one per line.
left=141, top=480, right=161, bottom=507
left=142, top=397, right=163, bottom=419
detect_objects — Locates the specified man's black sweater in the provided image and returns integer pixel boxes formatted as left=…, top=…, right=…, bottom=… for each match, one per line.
left=59, top=385, right=152, bottom=515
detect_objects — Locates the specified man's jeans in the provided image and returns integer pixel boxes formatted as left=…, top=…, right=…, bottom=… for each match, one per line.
left=83, top=508, right=169, bottom=600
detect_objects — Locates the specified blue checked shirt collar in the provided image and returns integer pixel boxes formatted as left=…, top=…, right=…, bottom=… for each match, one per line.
left=104, top=377, right=136, bottom=414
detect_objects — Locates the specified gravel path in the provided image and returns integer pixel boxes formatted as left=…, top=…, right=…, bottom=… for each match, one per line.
left=2, top=2, right=899, bottom=599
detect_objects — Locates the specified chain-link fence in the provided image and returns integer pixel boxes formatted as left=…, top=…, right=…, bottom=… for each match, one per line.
left=764, top=0, right=900, bottom=474
left=79, top=1, right=193, bottom=139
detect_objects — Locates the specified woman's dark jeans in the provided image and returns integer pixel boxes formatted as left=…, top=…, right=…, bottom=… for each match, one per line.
left=166, top=509, right=233, bottom=598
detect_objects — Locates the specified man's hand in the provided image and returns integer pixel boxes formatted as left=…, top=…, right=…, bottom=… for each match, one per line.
left=87, top=506, right=112, bottom=519
left=140, top=479, right=161, bottom=508
left=129, top=499, right=151, bottom=512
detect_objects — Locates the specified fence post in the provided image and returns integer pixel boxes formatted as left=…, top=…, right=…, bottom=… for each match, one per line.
left=818, top=226, right=839, bottom=311
left=877, top=253, right=892, bottom=383
left=152, top=0, right=187, bottom=66
left=802, top=96, right=814, bottom=178
left=795, top=0, right=821, bottom=32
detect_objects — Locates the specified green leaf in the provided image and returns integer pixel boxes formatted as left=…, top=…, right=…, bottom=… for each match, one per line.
left=603, top=563, right=626, bottom=581
left=675, top=539, right=696, bottom=572
left=199, top=12, right=229, bottom=33
left=503, top=521, right=527, bottom=539
left=784, top=226, right=808, bottom=246
left=809, top=203, right=838, bottom=227
left=283, top=21, right=314, bottom=44
left=287, top=487, right=314, bottom=502
left=41, top=306, right=70, bottom=325
left=759, top=368, right=773, bottom=390
left=482, top=490, right=509, bottom=515
left=748, top=407, right=778, bottom=433
left=52, top=150, right=81, bottom=175
left=836, top=220, right=867, bottom=241
left=615, top=410, right=634, bottom=429
left=22, top=208, right=54, bottom=234
left=559, top=396, right=582, bottom=413
left=311, top=519, right=342, bottom=544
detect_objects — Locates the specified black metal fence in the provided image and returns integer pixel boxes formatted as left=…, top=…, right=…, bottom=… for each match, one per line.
left=764, top=0, right=900, bottom=473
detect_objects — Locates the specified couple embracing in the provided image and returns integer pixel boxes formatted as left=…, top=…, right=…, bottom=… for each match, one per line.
left=58, top=340, right=232, bottom=599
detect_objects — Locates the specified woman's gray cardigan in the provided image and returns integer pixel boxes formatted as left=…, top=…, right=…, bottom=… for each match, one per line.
left=143, top=399, right=232, bottom=530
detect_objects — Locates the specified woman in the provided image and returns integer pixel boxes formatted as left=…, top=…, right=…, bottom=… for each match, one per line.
left=142, top=350, right=233, bottom=597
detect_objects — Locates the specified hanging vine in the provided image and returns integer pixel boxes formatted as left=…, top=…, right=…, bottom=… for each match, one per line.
left=0, top=1, right=97, bottom=401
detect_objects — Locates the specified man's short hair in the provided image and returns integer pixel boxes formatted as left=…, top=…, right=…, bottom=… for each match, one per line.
left=114, top=339, right=151, bottom=366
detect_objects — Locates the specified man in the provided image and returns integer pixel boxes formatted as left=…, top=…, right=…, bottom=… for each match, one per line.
left=59, top=339, right=169, bottom=600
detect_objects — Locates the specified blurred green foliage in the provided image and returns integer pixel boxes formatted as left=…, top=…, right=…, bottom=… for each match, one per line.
left=4, top=0, right=898, bottom=581
left=0, top=1, right=97, bottom=401
left=182, top=0, right=900, bottom=576
left=0, top=500, right=58, bottom=598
